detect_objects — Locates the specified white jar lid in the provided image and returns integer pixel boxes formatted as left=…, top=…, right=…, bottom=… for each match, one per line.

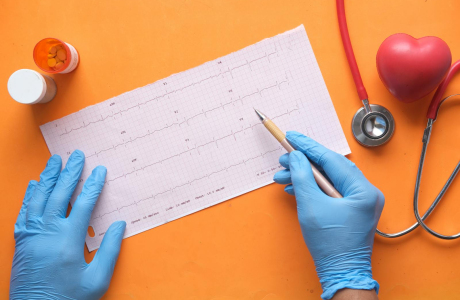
left=7, top=69, right=47, bottom=104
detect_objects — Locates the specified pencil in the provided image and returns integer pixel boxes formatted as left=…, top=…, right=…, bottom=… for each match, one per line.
left=254, top=108, right=342, bottom=198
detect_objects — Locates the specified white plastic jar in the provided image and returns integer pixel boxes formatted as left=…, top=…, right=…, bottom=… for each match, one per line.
left=7, top=69, right=57, bottom=104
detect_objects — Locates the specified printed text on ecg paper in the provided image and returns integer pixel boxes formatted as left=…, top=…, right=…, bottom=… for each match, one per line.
left=40, top=25, right=350, bottom=251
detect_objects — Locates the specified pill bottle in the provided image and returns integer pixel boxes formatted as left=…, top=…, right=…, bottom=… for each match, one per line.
left=33, top=38, right=79, bottom=74
left=7, top=69, right=57, bottom=104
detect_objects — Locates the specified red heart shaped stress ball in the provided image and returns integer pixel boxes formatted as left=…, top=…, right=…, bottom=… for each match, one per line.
left=376, top=33, right=452, bottom=103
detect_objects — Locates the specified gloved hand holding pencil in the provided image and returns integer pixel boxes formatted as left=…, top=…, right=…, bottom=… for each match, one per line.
left=274, top=131, right=384, bottom=300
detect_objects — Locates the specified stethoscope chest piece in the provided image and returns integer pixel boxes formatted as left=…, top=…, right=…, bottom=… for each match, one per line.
left=352, top=102, right=395, bottom=147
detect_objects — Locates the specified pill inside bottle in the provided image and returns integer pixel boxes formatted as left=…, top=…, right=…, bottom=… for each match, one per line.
left=33, top=38, right=79, bottom=74
left=7, top=69, right=57, bottom=104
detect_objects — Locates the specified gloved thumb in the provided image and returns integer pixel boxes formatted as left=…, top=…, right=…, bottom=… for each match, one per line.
left=289, top=151, right=322, bottom=201
left=86, top=221, right=126, bottom=297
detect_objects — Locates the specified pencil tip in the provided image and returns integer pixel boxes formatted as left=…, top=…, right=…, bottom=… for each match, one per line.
left=254, top=108, right=265, bottom=121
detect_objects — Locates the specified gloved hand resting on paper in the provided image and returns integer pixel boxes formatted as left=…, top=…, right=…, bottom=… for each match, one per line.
left=10, top=150, right=126, bottom=300
left=273, top=131, right=384, bottom=300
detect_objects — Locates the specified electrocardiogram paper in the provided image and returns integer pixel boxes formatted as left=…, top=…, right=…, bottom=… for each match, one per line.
left=40, top=25, right=350, bottom=251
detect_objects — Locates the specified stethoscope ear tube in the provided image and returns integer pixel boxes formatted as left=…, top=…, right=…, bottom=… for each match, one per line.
left=413, top=121, right=460, bottom=239
left=376, top=116, right=460, bottom=239
left=410, top=61, right=460, bottom=239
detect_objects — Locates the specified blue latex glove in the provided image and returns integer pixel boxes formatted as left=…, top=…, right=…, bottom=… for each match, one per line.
left=273, top=131, right=384, bottom=300
left=10, top=150, right=126, bottom=300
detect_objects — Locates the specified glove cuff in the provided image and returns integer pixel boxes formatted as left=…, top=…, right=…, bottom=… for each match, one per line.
left=315, top=248, right=379, bottom=300
left=319, top=271, right=379, bottom=300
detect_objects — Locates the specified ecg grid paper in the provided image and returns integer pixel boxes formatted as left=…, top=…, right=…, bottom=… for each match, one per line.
left=40, top=25, right=350, bottom=251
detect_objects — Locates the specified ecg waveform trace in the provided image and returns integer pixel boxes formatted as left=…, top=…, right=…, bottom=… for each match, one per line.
left=86, top=80, right=290, bottom=159
left=40, top=25, right=350, bottom=252
left=102, top=108, right=298, bottom=184
left=60, top=51, right=283, bottom=136
left=94, top=147, right=283, bottom=220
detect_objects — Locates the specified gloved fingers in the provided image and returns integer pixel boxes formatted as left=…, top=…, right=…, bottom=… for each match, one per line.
left=69, top=166, right=107, bottom=240
left=44, top=150, right=85, bottom=220
left=279, top=153, right=290, bottom=169
left=282, top=150, right=329, bottom=177
left=284, top=184, right=295, bottom=195
left=286, top=131, right=365, bottom=195
left=279, top=153, right=327, bottom=173
left=275, top=168, right=334, bottom=197
left=15, top=180, right=38, bottom=231
left=26, top=155, right=62, bottom=223
left=289, top=151, right=323, bottom=200
left=273, top=169, right=292, bottom=185
left=86, top=221, right=126, bottom=296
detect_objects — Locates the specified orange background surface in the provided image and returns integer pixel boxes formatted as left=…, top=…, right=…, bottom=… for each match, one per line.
left=1, top=0, right=460, bottom=299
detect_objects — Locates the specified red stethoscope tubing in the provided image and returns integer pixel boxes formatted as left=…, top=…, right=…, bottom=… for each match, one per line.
left=427, top=60, right=460, bottom=120
left=336, top=0, right=368, bottom=101
left=337, top=0, right=460, bottom=120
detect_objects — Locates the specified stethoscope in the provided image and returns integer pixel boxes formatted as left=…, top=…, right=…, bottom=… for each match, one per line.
left=337, top=0, right=460, bottom=239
